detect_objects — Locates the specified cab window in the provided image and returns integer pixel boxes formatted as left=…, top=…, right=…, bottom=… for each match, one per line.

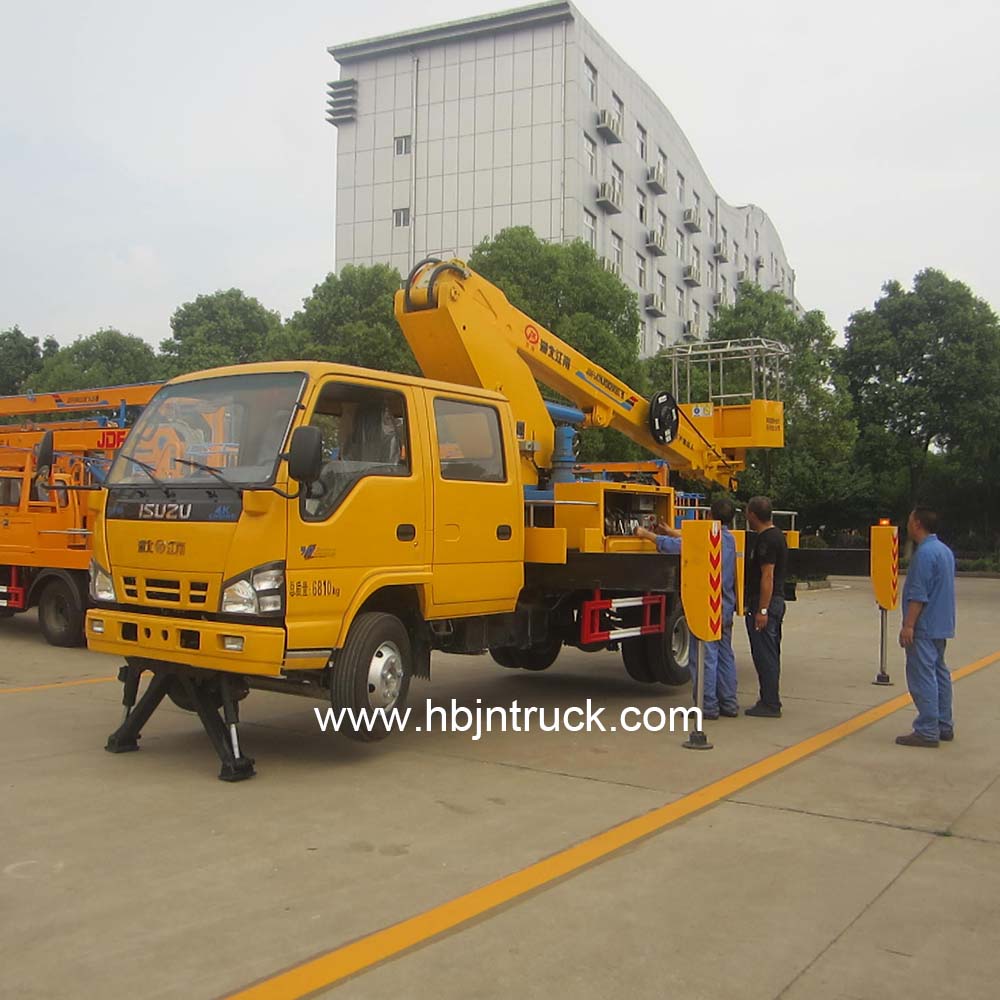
left=302, top=382, right=410, bottom=521
left=433, top=398, right=506, bottom=483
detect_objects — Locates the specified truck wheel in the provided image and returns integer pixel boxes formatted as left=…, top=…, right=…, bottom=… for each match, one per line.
left=331, top=612, right=412, bottom=742
left=38, top=579, right=85, bottom=647
left=0, top=608, right=14, bottom=619
left=621, top=638, right=656, bottom=683
left=644, top=602, right=691, bottom=686
left=489, top=638, right=562, bottom=672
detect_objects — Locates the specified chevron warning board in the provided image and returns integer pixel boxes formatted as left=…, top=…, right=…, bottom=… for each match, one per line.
left=681, top=519, right=723, bottom=641
left=870, top=524, right=899, bottom=611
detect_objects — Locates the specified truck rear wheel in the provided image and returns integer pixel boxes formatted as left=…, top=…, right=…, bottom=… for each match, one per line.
left=38, top=578, right=85, bottom=647
left=620, top=638, right=656, bottom=683
left=489, top=638, right=562, bottom=672
left=331, top=612, right=412, bottom=742
left=643, top=602, right=691, bottom=686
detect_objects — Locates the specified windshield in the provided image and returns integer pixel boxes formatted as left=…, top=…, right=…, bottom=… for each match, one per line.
left=108, top=372, right=305, bottom=487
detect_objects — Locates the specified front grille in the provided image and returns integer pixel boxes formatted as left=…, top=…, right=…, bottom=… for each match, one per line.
left=119, top=574, right=214, bottom=609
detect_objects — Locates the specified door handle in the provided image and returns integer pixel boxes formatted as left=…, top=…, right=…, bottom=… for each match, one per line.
left=396, top=523, right=417, bottom=542
left=496, top=524, right=512, bottom=540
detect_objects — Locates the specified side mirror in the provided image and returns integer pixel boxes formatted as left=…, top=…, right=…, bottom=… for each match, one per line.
left=287, top=425, right=323, bottom=484
left=35, top=430, right=54, bottom=481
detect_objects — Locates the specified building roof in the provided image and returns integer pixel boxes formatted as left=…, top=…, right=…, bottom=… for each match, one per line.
left=329, top=0, right=574, bottom=62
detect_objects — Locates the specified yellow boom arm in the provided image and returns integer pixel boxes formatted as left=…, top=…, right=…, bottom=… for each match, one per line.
left=395, top=260, right=782, bottom=488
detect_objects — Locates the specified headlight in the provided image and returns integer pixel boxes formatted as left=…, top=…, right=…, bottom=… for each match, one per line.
left=221, top=563, right=285, bottom=616
left=89, top=561, right=116, bottom=603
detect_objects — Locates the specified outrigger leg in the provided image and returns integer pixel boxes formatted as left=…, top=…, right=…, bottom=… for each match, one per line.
left=181, top=672, right=256, bottom=782
left=105, top=662, right=171, bottom=753
left=104, top=663, right=256, bottom=782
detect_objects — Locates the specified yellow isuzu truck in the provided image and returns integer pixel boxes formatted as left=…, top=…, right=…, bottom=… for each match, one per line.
left=86, top=260, right=789, bottom=779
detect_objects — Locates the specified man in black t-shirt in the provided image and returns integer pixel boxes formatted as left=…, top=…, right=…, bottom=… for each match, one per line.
left=744, top=496, right=788, bottom=717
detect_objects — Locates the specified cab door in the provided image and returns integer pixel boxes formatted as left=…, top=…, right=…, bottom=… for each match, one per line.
left=425, top=393, right=523, bottom=613
left=285, top=377, right=429, bottom=654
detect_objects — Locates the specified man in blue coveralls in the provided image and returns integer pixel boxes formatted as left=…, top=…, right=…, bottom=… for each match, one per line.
left=635, top=497, right=739, bottom=719
left=896, top=506, right=957, bottom=748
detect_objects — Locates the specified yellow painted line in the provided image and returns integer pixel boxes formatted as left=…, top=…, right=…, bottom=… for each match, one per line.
left=228, top=648, right=1000, bottom=1000
left=0, top=675, right=116, bottom=695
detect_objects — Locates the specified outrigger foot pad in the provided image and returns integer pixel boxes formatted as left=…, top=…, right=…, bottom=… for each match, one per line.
left=220, top=757, right=256, bottom=782
left=105, top=733, right=141, bottom=754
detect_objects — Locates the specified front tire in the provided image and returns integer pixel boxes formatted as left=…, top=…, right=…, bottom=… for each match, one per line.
left=331, top=612, right=412, bottom=742
left=38, top=578, right=85, bottom=647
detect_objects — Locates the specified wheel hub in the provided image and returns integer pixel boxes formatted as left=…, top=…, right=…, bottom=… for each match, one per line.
left=367, top=641, right=403, bottom=708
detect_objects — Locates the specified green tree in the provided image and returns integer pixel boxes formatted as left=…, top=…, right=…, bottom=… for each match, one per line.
left=840, top=269, right=1000, bottom=534
left=468, top=227, right=645, bottom=459
left=30, top=329, right=160, bottom=391
left=161, top=289, right=281, bottom=377
left=0, top=327, right=59, bottom=396
left=271, top=264, right=418, bottom=374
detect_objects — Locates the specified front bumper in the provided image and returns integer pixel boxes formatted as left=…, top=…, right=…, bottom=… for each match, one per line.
left=85, top=608, right=296, bottom=676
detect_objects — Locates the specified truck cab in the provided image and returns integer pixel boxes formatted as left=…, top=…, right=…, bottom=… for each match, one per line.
left=87, top=363, right=526, bottom=681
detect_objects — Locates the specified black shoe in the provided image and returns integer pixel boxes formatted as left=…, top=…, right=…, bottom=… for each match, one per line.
left=702, top=711, right=720, bottom=721
left=939, top=728, right=954, bottom=742
left=895, top=732, right=939, bottom=748
left=720, top=706, right=740, bottom=718
left=745, top=703, right=781, bottom=718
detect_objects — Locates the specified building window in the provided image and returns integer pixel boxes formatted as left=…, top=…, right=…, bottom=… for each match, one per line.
left=754, top=229, right=760, bottom=252
left=693, top=191, right=701, bottom=212
left=692, top=246, right=702, bottom=270
left=612, top=92, right=624, bottom=119
left=657, top=210, right=667, bottom=240
left=636, top=188, right=647, bottom=225
left=394, top=135, right=411, bottom=155
left=707, top=209, right=715, bottom=238
left=692, top=301, right=701, bottom=324
left=674, top=228, right=685, bottom=258
left=657, top=270, right=667, bottom=299
left=743, top=254, right=750, bottom=274
left=657, top=148, right=667, bottom=178
left=636, top=253, right=646, bottom=289
left=583, top=209, right=597, bottom=249
left=721, top=225, right=728, bottom=246
left=732, top=240, right=739, bottom=265
left=584, top=59, right=597, bottom=103
left=612, top=162, right=624, bottom=204
left=707, top=260, right=716, bottom=288
left=720, top=274, right=729, bottom=304
left=675, top=286, right=685, bottom=317
left=636, top=122, right=647, bottom=161
left=676, top=171, right=685, bottom=203
left=392, top=207, right=410, bottom=227
left=611, top=232, right=623, bottom=269
left=658, top=331, right=666, bottom=351
left=584, top=133, right=597, bottom=176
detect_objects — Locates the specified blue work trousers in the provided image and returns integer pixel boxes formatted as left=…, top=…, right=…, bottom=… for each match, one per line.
left=905, top=637, right=953, bottom=740
left=690, top=619, right=738, bottom=715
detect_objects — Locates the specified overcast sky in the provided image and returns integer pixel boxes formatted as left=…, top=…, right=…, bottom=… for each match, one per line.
left=3, top=0, right=998, bottom=350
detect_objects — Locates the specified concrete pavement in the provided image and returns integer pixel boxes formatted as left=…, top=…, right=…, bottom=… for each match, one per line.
left=1, top=578, right=998, bottom=999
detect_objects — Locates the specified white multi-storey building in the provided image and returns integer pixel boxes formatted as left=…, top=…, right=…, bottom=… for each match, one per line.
left=328, top=1, right=798, bottom=355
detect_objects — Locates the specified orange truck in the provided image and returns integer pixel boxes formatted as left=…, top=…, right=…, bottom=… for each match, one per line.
left=0, top=384, right=160, bottom=645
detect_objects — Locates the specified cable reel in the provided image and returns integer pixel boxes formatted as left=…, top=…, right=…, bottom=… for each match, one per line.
left=648, top=391, right=680, bottom=446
